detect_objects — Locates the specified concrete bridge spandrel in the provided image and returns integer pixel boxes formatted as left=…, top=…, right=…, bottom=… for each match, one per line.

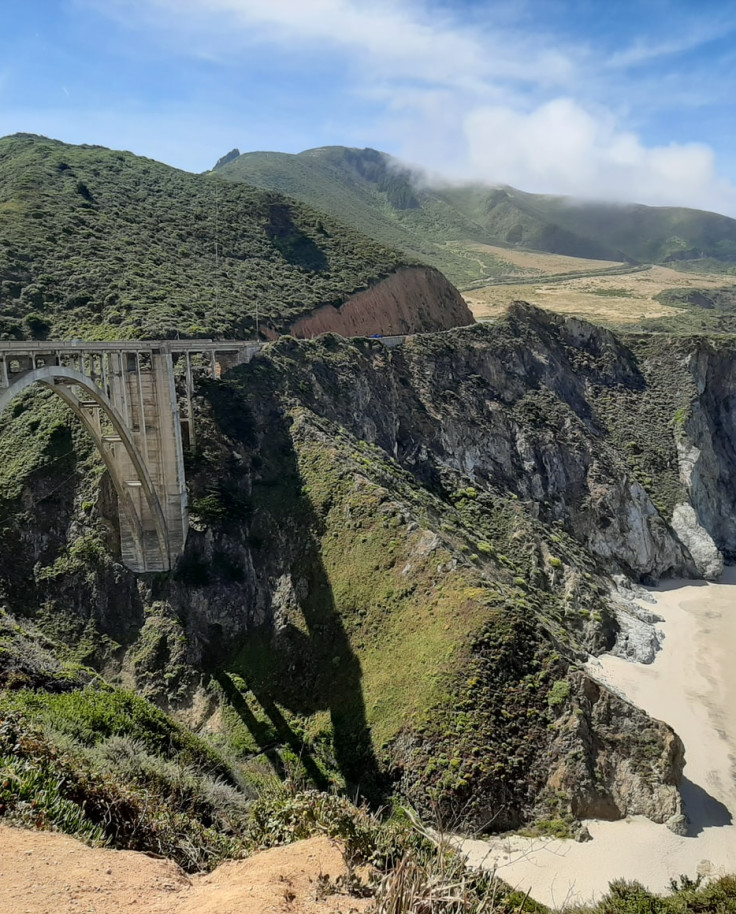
left=0, top=340, right=259, bottom=573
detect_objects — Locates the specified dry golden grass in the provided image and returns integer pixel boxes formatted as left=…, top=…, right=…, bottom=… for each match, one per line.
left=465, top=242, right=623, bottom=276
left=465, top=264, right=736, bottom=325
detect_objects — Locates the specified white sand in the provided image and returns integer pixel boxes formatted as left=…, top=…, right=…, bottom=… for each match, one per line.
left=461, top=567, right=736, bottom=908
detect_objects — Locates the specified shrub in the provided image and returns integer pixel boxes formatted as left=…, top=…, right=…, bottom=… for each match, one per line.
left=0, top=707, right=248, bottom=872
left=25, top=313, right=50, bottom=340
left=547, top=680, right=571, bottom=708
left=247, top=783, right=419, bottom=869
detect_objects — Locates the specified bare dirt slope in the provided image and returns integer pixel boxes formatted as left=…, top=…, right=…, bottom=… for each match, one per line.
left=0, top=827, right=370, bottom=914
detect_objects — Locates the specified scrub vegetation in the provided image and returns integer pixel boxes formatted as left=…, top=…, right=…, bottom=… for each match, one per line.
left=218, top=145, right=736, bottom=288
left=0, top=134, right=405, bottom=341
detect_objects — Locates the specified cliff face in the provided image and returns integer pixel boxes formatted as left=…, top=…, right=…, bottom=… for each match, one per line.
left=545, top=673, right=684, bottom=825
left=269, top=308, right=695, bottom=583
left=286, top=266, right=474, bottom=338
left=675, top=342, right=736, bottom=562
left=6, top=303, right=735, bottom=834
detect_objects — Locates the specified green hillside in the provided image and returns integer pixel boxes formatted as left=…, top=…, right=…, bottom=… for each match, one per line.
left=431, top=184, right=623, bottom=262
left=506, top=187, right=736, bottom=265
left=216, top=146, right=515, bottom=286
left=217, top=145, right=736, bottom=284
left=0, top=134, right=407, bottom=341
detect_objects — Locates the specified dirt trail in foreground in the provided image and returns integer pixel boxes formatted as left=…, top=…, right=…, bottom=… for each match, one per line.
left=0, top=826, right=371, bottom=914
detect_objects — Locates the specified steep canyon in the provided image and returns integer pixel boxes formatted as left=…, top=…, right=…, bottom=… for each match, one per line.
left=1, top=303, right=734, bottom=838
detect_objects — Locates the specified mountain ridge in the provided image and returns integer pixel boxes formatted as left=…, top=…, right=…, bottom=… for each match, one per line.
left=0, top=133, right=470, bottom=342
left=216, top=145, right=736, bottom=285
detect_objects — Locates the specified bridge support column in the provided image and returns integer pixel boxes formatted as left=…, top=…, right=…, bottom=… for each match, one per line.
left=107, top=351, right=188, bottom=571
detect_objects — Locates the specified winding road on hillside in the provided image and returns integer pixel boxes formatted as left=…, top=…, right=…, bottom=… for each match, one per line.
left=463, top=261, right=652, bottom=292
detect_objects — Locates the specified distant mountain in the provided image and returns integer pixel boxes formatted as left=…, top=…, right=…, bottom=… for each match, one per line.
left=215, top=146, right=509, bottom=286
left=0, top=134, right=413, bottom=341
left=216, top=146, right=736, bottom=285
left=503, top=186, right=736, bottom=266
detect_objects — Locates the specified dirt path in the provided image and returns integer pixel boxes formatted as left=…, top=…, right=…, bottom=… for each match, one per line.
left=0, top=827, right=371, bottom=914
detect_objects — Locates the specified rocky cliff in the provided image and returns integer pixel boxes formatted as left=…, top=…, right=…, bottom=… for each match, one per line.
left=674, top=341, right=736, bottom=563
left=6, top=303, right=736, bottom=834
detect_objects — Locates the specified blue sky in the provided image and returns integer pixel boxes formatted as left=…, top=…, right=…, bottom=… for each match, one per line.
left=3, top=0, right=736, bottom=213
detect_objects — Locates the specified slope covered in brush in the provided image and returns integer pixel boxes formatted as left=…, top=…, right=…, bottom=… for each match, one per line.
left=218, top=146, right=736, bottom=283
left=501, top=187, right=736, bottom=265
left=215, top=146, right=516, bottom=285
left=0, top=134, right=411, bottom=341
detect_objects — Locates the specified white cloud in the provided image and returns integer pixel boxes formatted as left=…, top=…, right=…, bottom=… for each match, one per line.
left=88, top=0, right=577, bottom=89
left=462, top=98, right=736, bottom=213
left=606, top=20, right=729, bottom=70
left=78, top=0, right=736, bottom=214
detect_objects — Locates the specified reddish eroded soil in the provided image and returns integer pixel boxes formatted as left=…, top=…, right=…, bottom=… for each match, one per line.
left=288, top=265, right=474, bottom=338
left=0, top=825, right=372, bottom=914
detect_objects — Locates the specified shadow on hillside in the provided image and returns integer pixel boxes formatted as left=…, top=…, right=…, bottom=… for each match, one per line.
left=216, top=670, right=329, bottom=790
left=207, top=378, right=384, bottom=803
left=681, top=776, right=732, bottom=836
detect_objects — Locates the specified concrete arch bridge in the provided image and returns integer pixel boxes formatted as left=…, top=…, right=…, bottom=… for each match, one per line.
left=0, top=340, right=262, bottom=573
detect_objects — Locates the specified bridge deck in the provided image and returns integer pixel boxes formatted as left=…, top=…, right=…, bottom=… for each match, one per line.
left=0, top=339, right=255, bottom=354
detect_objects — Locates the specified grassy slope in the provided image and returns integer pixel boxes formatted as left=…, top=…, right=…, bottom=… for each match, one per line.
left=433, top=184, right=625, bottom=262
left=218, top=146, right=736, bottom=285
left=203, top=377, right=592, bottom=829
left=217, top=146, right=511, bottom=286
left=446, top=184, right=736, bottom=265
left=0, top=134, right=405, bottom=341
left=0, top=608, right=253, bottom=871
left=517, top=189, right=736, bottom=264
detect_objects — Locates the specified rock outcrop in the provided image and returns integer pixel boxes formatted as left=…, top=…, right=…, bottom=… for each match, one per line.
left=270, top=306, right=697, bottom=582
left=545, top=672, right=684, bottom=823
left=673, top=343, right=736, bottom=562
left=671, top=503, right=723, bottom=580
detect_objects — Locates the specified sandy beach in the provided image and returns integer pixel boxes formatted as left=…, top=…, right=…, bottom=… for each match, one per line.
left=461, top=567, right=736, bottom=908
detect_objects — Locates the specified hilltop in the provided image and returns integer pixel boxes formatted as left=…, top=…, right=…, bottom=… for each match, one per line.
left=216, top=146, right=736, bottom=286
left=0, top=134, right=471, bottom=342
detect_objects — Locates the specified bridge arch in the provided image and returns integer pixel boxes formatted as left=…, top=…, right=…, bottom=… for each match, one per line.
left=0, top=365, right=170, bottom=572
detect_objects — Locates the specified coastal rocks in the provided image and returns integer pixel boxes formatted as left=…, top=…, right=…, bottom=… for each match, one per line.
left=584, top=480, right=689, bottom=581
left=546, top=672, right=684, bottom=824
left=666, top=812, right=688, bottom=836
left=606, top=580, right=664, bottom=664
left=673, top=343, right=736, bottom=560
left=608, top=605, right=661, bottom=664
left=671, top=503, right=723, bottom=580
